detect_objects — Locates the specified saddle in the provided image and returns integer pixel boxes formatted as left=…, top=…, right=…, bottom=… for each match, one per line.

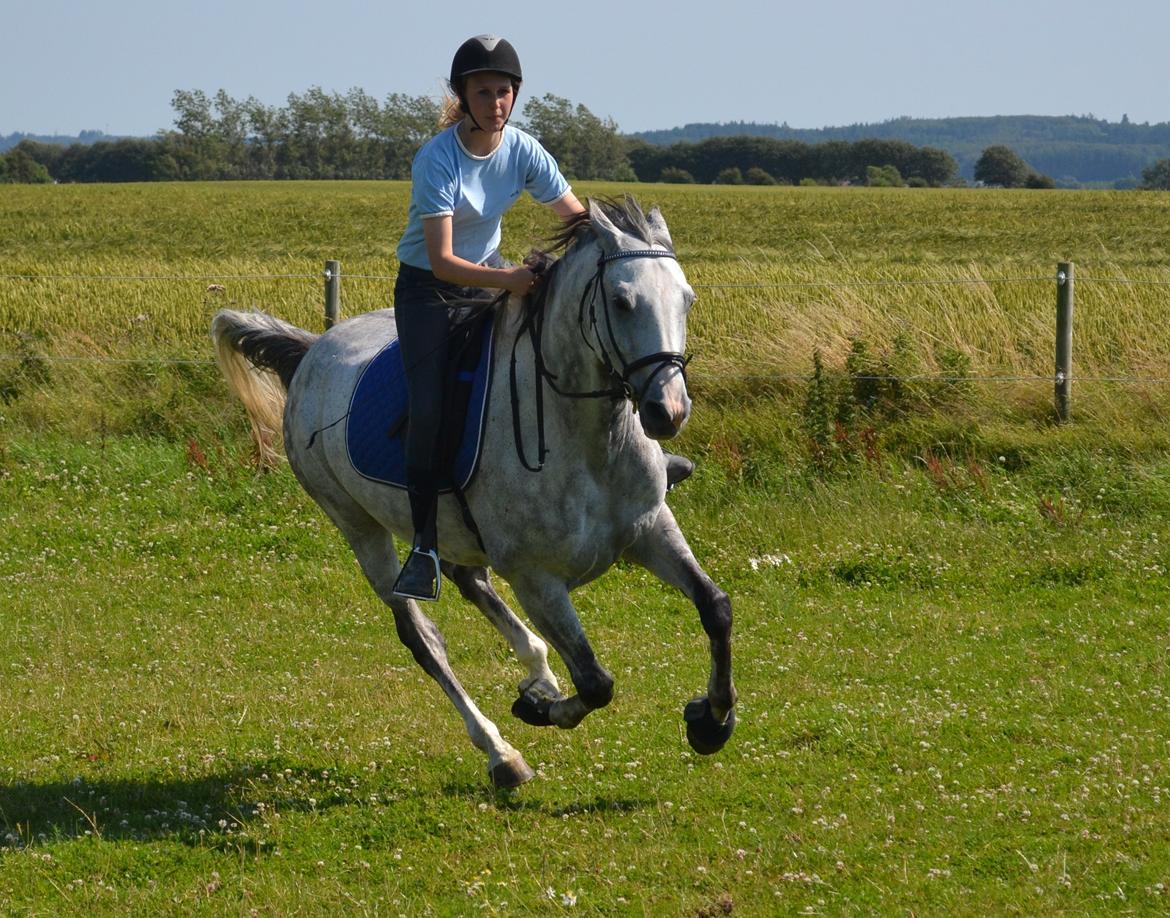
left=346, top=310, right=496, bottom=493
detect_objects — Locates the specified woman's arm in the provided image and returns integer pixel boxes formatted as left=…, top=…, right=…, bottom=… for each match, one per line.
left=549, top=190, right=587, bottom=222
left=423, top=216, right=536, bottom=296
left=423, top=192, right=587, bottom=297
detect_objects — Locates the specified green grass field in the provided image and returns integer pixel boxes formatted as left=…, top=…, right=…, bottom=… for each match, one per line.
left=2, top=182, right=1170, bottom=915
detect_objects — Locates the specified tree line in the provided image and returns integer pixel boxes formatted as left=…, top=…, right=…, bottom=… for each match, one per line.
left=0, top=89, right=633, bottom=185
left=631, top=114, right=1170, bottom=186
left=3, top=89, right=442, bottom=183
left=625, top=136, right=958, bottom=186
left=4, top=89, right=1170, bottom=189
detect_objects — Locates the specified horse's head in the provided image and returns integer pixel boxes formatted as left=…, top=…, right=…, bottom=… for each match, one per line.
left=576, top=197, right=696, bottom=440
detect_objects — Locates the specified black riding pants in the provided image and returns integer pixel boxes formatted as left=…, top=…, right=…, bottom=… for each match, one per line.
left=393, top=255, right=503, bottom=549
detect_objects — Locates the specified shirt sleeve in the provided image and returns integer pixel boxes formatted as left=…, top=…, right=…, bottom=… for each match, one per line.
left=411, top=148, right=458, bottom=218
left=523, top=135, right=571, bottom=205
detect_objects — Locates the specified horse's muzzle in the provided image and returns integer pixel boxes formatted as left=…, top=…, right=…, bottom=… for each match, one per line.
left=639, top=391, right=691, bottom=440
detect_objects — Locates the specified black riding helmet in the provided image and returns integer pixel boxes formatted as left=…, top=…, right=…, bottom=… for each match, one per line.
left=449, top=35, right=522, bottom=131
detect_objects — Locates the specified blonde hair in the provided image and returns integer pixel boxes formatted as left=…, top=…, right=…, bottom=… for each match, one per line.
left=438, top=93, right=463, bottom=130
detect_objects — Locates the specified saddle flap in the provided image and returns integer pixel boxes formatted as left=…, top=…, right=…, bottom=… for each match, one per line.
left=345, top=315, right=495, bottom=492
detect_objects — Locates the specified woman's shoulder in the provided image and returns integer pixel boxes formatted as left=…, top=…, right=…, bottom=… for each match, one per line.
left=504, top=124, right=540, bottom=148
left=418, top=124, right=460, bottom=157
left=502, top=125, right=554, bottom=159
left=413, top=126, right=461, bottom=176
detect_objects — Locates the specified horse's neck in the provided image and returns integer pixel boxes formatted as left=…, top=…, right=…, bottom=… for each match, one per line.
left=498, top=251, right=644, bottom=464
left=543, top=254, right=619, bottom=406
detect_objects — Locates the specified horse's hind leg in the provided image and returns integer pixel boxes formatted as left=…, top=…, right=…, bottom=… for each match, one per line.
left=623, top=504, right=736, bottom=755
left=441, top=563, right=565, bottom=726
left=323, top=505, right=534, bottom=787
left=504, top=573, right=615, bottom=730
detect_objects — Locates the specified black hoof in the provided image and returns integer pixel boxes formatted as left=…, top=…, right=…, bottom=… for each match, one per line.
left=511, top=678, right=563, bottom=727
left=490, top=756, right=535, bottom=789
left=683, top=696, right=736, bottom=755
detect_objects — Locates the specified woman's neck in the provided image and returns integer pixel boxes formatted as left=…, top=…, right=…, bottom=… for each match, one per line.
left=458, top=120, right=504, bottom=157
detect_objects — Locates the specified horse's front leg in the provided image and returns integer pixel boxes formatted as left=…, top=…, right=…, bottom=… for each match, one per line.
left=505, top=572, right=614, bottom=730
left=623, top=504, right=736, bottom=755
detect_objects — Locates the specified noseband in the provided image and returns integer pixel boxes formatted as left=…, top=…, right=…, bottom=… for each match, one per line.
left=510, top=247, right=691, bottom=472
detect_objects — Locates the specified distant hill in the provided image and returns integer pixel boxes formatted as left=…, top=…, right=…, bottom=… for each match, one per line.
left=627, top=115, right=1170, bottom=187
left=0, top=130, right=141, bottom=153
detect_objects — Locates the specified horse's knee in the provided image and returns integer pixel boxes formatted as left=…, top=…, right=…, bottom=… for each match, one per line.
left=697, top=587, right=732, bottom=642
left=394, top=609, right=447, bottom=670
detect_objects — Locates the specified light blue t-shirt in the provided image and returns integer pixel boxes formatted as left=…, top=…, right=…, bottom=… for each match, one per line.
left=396, top=124, right=571, bottom=271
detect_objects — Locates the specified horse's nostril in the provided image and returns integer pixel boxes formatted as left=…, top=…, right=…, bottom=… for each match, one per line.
left=642, top=400, right=671, bottom=427
left=640, top=400, right=683, bottom=439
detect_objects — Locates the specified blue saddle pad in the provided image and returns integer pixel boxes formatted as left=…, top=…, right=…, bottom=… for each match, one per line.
left=345, top=321, right=495, bottom=492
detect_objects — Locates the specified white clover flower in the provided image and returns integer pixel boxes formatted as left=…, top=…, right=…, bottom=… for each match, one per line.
left=749, top=553, right=792, bottom=572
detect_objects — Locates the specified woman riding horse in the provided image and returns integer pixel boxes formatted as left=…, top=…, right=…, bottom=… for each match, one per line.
left=392, top=35, right=691, bottom=601
left=211, top=193, right=734, bottom=788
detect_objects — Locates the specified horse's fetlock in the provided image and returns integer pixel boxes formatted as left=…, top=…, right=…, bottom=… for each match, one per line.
left=577, top=670, right=614, bottom=709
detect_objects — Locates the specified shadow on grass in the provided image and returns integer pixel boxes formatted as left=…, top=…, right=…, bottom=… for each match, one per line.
left=2, top=762, right=655, bottom=849
left=0, top=760, right=336, bottom=850
left=441, top=779, right=652, bottom=816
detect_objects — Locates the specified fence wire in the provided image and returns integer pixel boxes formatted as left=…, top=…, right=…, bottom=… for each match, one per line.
left=5, top=272, right=1170, bottom=295
left=0, top=271, right=1069, bottom=287
left=0, top=273, right=322, bottom=282
left=3, top=268, right=1170, bottom=385
left=4, top=354, right=1170, bottom=387
left=5, top=271, right=1170, bottom=285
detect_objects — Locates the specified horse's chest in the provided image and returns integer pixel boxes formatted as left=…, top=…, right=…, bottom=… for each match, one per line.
left=560, top=469, right=660, bottom=565
left=488, top=465, right=660, bottom=582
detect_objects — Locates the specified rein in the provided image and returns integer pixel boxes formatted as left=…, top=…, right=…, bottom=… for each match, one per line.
left=509, top=247, right=691, bottom=473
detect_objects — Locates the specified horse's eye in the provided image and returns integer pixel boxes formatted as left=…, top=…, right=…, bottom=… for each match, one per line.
left=614, top=294, right=633, bottom=311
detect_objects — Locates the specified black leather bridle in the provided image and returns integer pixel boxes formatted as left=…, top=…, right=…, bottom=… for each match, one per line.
left=510, top=247, right=691, bottom=472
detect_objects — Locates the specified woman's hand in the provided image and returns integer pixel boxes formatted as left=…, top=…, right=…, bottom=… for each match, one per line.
left=502, top=266, right=538, bottom=298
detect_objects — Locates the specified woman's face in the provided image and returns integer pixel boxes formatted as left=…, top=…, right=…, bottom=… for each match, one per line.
left=463, top=72, right=515, bottom=133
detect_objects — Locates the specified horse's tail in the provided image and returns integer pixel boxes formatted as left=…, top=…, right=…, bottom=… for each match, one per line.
left=210, top=309, right=319, bottom=467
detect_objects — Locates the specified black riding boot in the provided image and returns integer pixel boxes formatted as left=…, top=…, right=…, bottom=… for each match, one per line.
left=393, top=468, right=441, bottom=601
left=664, top=452, right=695, bottom=491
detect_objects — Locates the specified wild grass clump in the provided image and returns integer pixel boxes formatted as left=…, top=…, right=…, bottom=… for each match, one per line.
left=797, top=335, right=976, bottom=473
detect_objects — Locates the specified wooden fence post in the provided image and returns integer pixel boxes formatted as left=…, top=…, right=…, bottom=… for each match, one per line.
left=324, top=260, right=340, bottom=330
left=1055, top=261, right=1074, bottom=423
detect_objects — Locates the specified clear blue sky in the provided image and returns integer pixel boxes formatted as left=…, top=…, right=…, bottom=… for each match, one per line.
left=4, top=0, right=1168, bottom=136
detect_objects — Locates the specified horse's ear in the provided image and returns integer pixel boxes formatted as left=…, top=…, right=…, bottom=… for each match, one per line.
left=646, top=206, right=674, bottom=249
left=587, top=199, right=622, bottom=253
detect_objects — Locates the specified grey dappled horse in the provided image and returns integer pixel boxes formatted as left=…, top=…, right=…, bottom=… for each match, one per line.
left=211, top=197, right=735, bottom=788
